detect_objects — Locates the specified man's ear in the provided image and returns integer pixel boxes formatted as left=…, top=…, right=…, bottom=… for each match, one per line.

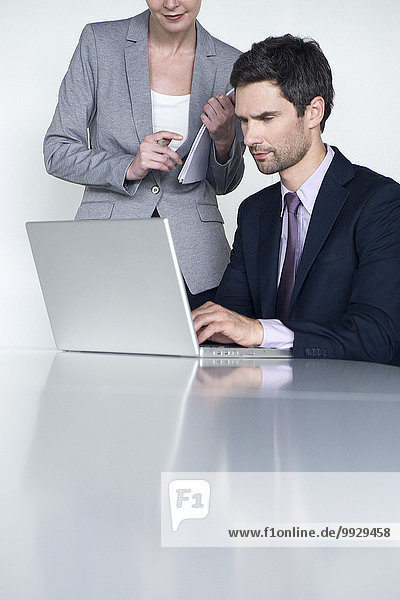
left=306, top=96, right=325, bottom=130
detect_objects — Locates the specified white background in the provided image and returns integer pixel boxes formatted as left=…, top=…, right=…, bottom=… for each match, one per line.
left=1, top=0, right=399, bottom=349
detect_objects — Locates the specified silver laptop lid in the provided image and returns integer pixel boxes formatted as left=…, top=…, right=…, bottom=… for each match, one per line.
left=26, top=219, right=200, bottom=356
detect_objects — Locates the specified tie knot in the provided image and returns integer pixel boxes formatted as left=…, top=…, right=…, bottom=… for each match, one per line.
left=285, top=192, right=301, bottom=215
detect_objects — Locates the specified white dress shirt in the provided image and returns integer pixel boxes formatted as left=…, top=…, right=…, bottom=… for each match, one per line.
left=259, top=144, right=335, bottom=349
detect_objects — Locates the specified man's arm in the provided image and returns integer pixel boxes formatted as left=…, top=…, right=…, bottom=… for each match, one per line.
left=191, top=198, right=263, bottom=345
left=285, top=184, right=400, bottom=364
left=213, top=200, right=258, bottom=317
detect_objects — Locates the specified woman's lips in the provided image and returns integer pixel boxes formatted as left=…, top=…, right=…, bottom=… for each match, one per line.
left=164, top=14, right=184, bottom=21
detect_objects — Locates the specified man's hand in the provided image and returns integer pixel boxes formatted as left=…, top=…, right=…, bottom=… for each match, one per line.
left=126, top=131, right=183, bottom=181
left=201, top=94, right=236, bottom=163
left=191, top=301, right=264, bottom=346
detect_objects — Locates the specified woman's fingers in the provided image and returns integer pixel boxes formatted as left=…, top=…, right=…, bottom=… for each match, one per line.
left=126, top=131, right=183, bottom=180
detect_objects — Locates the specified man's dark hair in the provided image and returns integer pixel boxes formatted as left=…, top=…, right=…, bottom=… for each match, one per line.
left=231, top=34, right=334, bottom=132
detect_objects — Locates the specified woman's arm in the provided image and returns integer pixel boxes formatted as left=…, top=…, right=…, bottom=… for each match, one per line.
left=201, top=94, right=236, bottom=163
left=44, top=25, right=142, bottom=196
left=202, top=93, right=245, bottom=195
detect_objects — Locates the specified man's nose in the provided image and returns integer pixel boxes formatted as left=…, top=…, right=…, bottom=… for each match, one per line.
left=243, top=122, right=264, bottom=148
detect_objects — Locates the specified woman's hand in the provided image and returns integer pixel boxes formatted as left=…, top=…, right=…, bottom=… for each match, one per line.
left=201, top=94, right=237, bottom=164
left=126, top=131, right=183, bottom=181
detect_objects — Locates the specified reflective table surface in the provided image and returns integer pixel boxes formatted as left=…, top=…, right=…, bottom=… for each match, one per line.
left=1, top=349, right=400, bottom=599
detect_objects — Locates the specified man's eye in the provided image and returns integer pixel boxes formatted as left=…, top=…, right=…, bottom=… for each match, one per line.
left=262, top=116, right=273, bottom=122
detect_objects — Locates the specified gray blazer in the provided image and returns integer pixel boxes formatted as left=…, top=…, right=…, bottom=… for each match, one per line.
left=44, top=10, right=245, bottom=294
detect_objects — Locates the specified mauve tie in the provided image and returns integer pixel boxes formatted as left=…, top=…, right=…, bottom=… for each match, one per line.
left=276, top=192, right=301, bottom=320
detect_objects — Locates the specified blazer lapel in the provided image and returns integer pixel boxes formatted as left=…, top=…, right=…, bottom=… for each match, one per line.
left=290, top=152, right=354, bottom=311
left=258, top=184, right=282, bottom=317
left=124, top=11, right=153, bottom=148
left=177, top=21, right=218, bottom=159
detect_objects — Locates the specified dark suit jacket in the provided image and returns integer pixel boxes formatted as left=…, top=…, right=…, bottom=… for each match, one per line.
left=215, top=148, right=400, bottom=365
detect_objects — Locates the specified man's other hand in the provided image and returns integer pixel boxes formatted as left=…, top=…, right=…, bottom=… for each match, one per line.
left=191, top=302, right=264, bottom=346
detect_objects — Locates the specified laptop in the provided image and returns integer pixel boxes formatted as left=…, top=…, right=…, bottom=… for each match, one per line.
left=26, top=219, right=292, bottom=359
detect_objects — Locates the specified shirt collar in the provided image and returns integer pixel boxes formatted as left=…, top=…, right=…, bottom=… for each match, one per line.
left=280, top=144, right=335, bottom=216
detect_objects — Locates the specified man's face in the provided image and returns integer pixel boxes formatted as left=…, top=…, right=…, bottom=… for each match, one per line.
left=235, top=81, right=311, bottom=175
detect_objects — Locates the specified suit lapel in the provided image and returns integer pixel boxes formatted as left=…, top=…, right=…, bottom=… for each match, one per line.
left=176, top=21, right=218, bottom=159
left=290, top=150, right=353, bottom=311
left=258, top=184, right=282, bottom=317
left=124, top=11, right=153, bottom=147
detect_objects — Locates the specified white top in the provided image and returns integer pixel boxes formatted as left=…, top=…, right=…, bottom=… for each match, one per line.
left=151, top=90, right=190, bottom=151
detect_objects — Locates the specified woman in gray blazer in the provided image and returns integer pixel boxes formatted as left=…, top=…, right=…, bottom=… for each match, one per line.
left=44, top=1, right=245, bottom=308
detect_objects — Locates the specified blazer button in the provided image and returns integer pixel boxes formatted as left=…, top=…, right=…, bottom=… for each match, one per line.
left=151, top=186, right=160, bottom=194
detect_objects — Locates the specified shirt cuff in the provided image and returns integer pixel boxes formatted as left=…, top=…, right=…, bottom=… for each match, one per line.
left=258, top=319, right=294, bottom=349
left=211, top=137, right=236, bottom=166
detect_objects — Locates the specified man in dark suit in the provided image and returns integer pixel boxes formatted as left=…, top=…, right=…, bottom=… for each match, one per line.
left=192, top=35, right=400, bottom=365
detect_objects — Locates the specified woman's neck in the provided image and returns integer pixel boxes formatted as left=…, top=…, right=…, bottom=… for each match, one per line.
left=148, top=16, right=196, bottom=56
